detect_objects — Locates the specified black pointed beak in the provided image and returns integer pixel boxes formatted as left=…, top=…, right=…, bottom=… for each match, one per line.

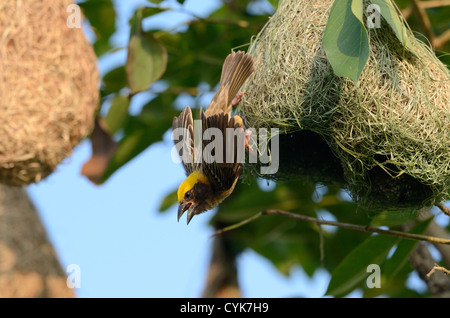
left=186, top=208, right=195, bottom=225
left=178, top=202, right=196, bottom=224
left=177, top=202, right=188, bottom=222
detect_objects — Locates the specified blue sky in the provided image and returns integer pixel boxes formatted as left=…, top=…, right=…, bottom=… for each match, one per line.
left=25, top=0, right=448, bottom=298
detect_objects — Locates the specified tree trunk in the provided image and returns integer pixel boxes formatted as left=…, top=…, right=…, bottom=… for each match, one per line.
left=410, top=207, right=450, bottom=297
left=202, top=231, right=241, bottom=298
left=410, top=243, right=450, bottom=297
left=0, top=184, right=74, bottom=297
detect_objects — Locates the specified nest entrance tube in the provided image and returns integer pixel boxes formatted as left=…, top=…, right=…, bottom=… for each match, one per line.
left=0, top=0, right=99, bottom=186
left=239, top=0, right=450, bottom=210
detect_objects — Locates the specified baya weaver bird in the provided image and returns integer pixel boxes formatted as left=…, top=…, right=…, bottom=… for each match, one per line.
left=172, top=51, right=255, bottom=224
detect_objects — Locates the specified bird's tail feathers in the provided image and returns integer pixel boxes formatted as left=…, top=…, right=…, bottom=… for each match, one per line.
left=219, top=51, right=255, bottom=107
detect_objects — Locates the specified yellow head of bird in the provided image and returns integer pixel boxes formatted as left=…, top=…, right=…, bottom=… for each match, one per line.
left=177, top=171, right=211, bottom=224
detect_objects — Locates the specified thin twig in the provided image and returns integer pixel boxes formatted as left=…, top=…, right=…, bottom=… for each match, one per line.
left=406, top=0, right=450, bottom=49
left=318, top=225, right=325, bottom=266
left=184, top=17, right=251, bottom=28
left=213, top=209, right=450, bottom=245
left=411, top=0, right=436, bottom=46
left=213, top=212, right=262, bottom=236
left=436, top=202, right=450, bottom=217
left=420, top=0, right=450, bottom=9
left=434, top=29, right=450, bottom=49
left=401, top=6, right=413, bottom=20
left=426, top=264, right=450, bottom=277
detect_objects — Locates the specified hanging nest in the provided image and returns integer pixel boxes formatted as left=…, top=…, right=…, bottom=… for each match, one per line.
left=239, top=0, right=450, bottom=210
left=0, top=0, right=99, bottom=186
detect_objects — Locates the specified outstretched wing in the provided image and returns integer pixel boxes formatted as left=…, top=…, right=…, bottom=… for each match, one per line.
left=172, top=106, right=196, bottom=176
left=173, top=107, right=244, bottom=190
left=200, top=109, right=243, bottom=192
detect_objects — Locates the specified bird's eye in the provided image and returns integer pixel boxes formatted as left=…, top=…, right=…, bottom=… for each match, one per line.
left=184, top=191, right=191, bottom=199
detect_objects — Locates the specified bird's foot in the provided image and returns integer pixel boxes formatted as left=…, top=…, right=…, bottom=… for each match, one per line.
left=244, top=129, right=254, bottom=154
left=232, top=92, right=246, bottom=107
left=233, top=115, right=254, bottom=154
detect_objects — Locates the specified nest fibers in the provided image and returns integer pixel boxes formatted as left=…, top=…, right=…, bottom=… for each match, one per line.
left=0, top=0, right=99, bottom=185
left=239, top=0, right=450, bottom=210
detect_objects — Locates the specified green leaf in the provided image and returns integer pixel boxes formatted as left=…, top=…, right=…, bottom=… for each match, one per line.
left=101, top=121, right=168, bottom=182
left=101, top=93, right=178, bottom=181
left=154, top=30, right=181, bottom=48
left=102, top=66, right=128, bottom=96
left=79, top=0, right=116, bottom=56
left=323, top=0, right=370, bottom=82
left=370, top=0, right=414, bottom=53
left=325, top=234, right=398, bottom=297
left=142, top=7, right=169, bottom=18
left=363, top=217, right=432, bottom=297
left=351, top=0, right=364, bottom=23
left=383, top=218, right=432, bottom=280
left=126, top=8, right=168, bottom=94
left=104, top=95, right=130, bottom=134
left=363, top=260, right=413, bottom=298
left=93, top=39, right=112, bottom=57
left=438, top=54, right=450, bottom=70
left=159, top=189, right=178, bottom=213
left=266, top=0, right=279, bottom=10
left=371, top=210, right=417, bottom=227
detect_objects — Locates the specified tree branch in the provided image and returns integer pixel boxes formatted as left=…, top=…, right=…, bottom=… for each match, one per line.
left=0, top=185, right=74, bottom=297
left=185, top=17, right=251, bottom=28
left=202, top=227, right=241, bottom=298
left=427, top=264, right=450, bottom=277
left=436, top=202, right=450, bottom=217
left=213, top=209, right=450, bottom=245
left=411, top=0, right=436, bottom=46
left=417, top=208, right=450, bottom=267
left=410, top=243, right=450, bottom=297
left=419, top=0, right=450, bottom=9
left=434, top=29, right=450, bottom=50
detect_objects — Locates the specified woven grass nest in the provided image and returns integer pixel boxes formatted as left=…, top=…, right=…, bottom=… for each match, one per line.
left=239, top=0, right=450, bottom=210
left=0, top=0, right=99, bottom=186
